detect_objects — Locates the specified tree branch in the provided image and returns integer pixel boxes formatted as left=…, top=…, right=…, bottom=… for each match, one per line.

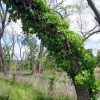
left=83, top=29, right=100, bottom=41
left=87, top=0, right=100, bottom=25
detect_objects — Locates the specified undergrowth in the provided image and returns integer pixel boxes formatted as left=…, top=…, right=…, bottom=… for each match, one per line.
left=0, top=77, right=70, bottom=100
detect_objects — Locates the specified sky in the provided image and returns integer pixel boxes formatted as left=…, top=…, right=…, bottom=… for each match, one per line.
left=2, top=0, right=100, bottom=59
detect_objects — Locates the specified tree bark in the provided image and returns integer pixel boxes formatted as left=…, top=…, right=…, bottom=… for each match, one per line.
left=75, top=84, right=89, bottom=100
left=0, top=39, right=8, bottom=76
left=70, top=60, right=90, bottom=100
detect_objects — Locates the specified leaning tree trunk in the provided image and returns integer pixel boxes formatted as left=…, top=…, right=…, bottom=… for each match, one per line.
left=3, top=0, right=96, bottom=99
left=0, top=39, right=8, bottom=77
left=70, top=60, right=90, bottom=100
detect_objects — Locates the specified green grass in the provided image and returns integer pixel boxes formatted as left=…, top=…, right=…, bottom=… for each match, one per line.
left=0, top=77, right=70, bottom=100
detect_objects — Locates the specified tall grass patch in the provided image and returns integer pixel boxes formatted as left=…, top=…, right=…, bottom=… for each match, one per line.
left=0, top=77, right=70, bottom=100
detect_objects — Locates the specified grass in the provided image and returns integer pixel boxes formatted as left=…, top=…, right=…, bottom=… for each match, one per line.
left=1, top=67, right=100, bottom=100
left=95, top=67, right=100, bottom=84
left=0, top=77, right=71, bottom=100
left=8, top=70, right=76, bottom=100
left=0, top=68, right=100, bottom=100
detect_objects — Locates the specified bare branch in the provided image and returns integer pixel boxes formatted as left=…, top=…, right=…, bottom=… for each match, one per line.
left=52, top=0, right=66, bottom=11
left=0, top=1, right=4, bottom=15
left=83, top=29, right=100, bottom=41
left=84, top=25, right=99, bottom=37
left=53, top=10, right=64, bottom=19
left=87, top=0, right=100, bottom=25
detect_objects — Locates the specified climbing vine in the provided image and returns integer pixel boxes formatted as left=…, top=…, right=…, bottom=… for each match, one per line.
left=2, top=0, right=99, bottom=99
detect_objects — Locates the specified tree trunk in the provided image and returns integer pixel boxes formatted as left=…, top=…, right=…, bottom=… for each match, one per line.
left=30, top=45, right=36, bottom=75
left=72, top=76, right=90, bottom=100
left=32, top=58, right=36, bottom=75
left=0, top=2, right=8, bottom=77
left=70, top=60, right=90, bottom=100
left=19, top=59, right=23, bottom=75
left=0, top=39, right=8, bottom=77
left=37, top=41, right=43, bottom=73
left=87, top=0, right=100, bottom=25
left=75, top=84, right=89, bottom=100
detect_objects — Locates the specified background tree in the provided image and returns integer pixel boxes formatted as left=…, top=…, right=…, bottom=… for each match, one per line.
left=87, top=49, right=93, bottom=57
left=96, top=50, right=100, bottom=67
left=36, top=41, right=44, bottom=73
left=2, top=27, right=16, bottom=71
left=22, top=34, right=38, bottom=74
left=16, top=33, right=26, bottom=74
left=0, top=1, right=8, bottom=76
left=3, top=45, right=11, bottom=70
left=86, top=48, right=97, bottom=67
left=43, top=53, right=57, bottom=70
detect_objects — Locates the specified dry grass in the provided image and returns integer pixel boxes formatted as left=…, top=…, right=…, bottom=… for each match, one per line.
left=94, top=67, right=100, bottom=80
left=7, top=70, right=77, bottom=100
left=1, top=68, right=100, bottom=100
